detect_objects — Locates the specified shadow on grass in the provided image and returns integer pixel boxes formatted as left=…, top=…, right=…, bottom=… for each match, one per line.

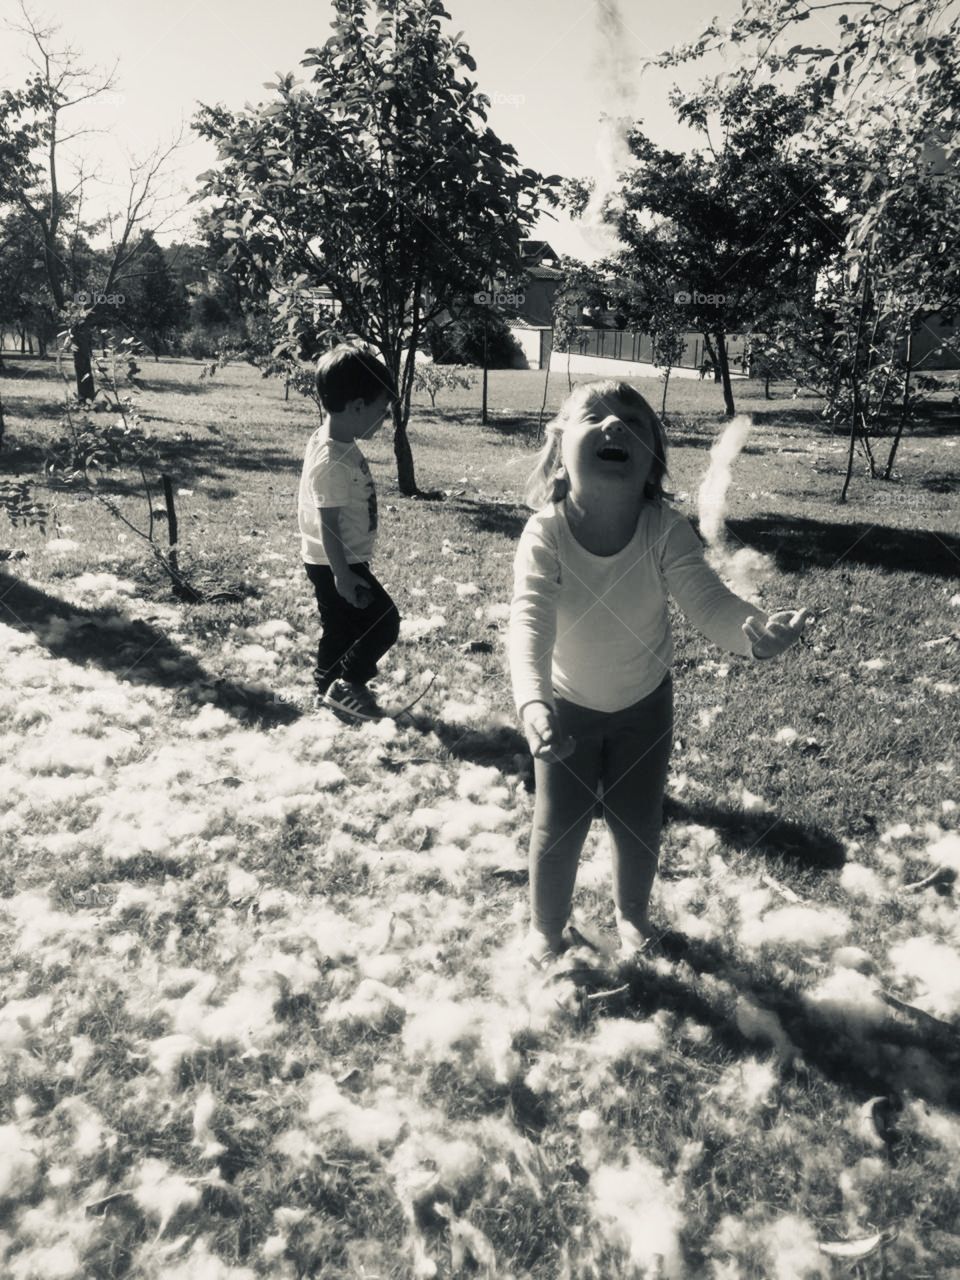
left=663, top=795, right=846, bottom=870
left=413, top=714, right=845, bottom=871
left=611, top=934, right=960, bottom=1115
left=0, top=569, right=299, bottom=727
left=726, top=512, right=960, bottom=578
left=444, top=495, right=529, bottom=540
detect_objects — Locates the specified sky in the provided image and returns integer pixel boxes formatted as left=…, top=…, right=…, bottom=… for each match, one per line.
left=0, top=0, right=740, bottom=261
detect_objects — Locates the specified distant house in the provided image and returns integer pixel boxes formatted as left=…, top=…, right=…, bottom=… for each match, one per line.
left=507, top=240, right=565, bottom=369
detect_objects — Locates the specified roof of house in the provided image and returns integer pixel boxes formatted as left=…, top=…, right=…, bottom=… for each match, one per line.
left=526, top=264, right=564, bottom=281
left=521, top=239, right=560, bottom=265
left=508, top=318, right=553, bottom=330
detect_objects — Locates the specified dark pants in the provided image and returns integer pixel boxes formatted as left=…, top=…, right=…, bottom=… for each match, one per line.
left=304, top=561, right=400, bottom=695
left=528, top=675, right=674, bottom=942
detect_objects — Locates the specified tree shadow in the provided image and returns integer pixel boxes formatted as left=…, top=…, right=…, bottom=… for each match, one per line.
left=725, top=513, right=960, bottom=578
left=918, top=470, right=960, bottom=494
left=2, top=398, right=69, bottom=422
left=445, top=495, right=529, bottom=540
left=0, top=435, right=49, bottom=474
left=0, top=569, right=298, bottom=727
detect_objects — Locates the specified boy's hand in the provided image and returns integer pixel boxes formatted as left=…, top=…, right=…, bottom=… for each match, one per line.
left=743, top=608, right=814, bottom=659
left=522, top=702, right=575, bottom=762
left=334, top=570, right=373, bottom=608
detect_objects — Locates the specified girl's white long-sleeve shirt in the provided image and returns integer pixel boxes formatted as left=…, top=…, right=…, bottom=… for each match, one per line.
left=509, top=499, right=765, bottom=714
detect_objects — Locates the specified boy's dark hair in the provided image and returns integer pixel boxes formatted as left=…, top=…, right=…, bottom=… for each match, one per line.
left=315, top=345, right=397, bottom=413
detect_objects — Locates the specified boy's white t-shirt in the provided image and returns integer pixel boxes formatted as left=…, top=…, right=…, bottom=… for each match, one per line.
left=298, top=429, right=378, bottom=565
left=509, top=499, right=762, bottom=714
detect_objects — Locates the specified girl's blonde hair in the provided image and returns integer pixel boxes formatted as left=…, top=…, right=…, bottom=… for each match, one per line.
left=524, top=380, right=670, bottom=510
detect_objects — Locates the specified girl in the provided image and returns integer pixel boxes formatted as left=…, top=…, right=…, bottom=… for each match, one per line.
left=509, top=379, right=811, bottom=967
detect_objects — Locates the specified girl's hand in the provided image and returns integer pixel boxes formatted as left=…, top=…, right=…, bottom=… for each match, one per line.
left=522, top=702, right=575, bottom=762
left=743, top=608, right=814, bottom=659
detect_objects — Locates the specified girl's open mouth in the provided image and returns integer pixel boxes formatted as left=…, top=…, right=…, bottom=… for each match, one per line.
left=596, top=445, right=629, bottom=462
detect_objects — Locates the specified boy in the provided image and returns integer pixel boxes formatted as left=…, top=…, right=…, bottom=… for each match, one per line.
left=299, top=344, right=400, bottom=721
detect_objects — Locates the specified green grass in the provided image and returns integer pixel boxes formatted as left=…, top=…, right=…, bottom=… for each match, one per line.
left=1, top=353, right=959, bottom=1278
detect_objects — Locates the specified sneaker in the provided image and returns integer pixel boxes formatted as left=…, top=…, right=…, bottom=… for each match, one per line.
left=322, top=679, right=385, bottom=722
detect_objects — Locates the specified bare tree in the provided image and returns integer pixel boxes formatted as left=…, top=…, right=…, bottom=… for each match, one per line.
left=5, top=2, right=188, bottom=400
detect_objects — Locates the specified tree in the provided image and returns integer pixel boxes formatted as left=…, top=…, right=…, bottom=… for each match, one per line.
left=0, top=204, right=57, bottom=357
left=4, top=4, right=186, bottom=402
left=192, top=0, right=557, bottom=495
left=602, top=79, right=843, bottom=416
left=127, top=229, right=189, bottom=358
left=652, top=0, right=960, bottom=495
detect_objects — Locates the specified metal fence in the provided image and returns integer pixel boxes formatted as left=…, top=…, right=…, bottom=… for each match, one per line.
left=565, top=328, right=748, bottom=371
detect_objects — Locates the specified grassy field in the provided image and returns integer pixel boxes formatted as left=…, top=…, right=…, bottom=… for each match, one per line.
left=1, top=354, right=960, bottom=1278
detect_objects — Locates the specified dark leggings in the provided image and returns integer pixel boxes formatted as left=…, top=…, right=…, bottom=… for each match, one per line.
left=304, top=561, right=400, bottom=694
left=528, top=676, right=674, bottom=941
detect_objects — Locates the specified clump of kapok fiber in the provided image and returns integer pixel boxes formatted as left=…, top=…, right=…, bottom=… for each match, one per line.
left=697, top=416, right=775, bottom=600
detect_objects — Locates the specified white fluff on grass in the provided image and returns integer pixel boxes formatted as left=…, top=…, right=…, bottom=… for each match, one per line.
left=408, top=797, right=511, bottom=845
left=713, top=1058, right=778, bottom=1112
left=399, top=615, right=445, bottom=641
left=401, top=999, right=480, bottom=1064
left=307, top=1073, right=406, bottom=1152
left=905, top=1098, right=960, bottom=1156
left=887, top=937, right=960, bottom=1019
left=456, top=763, right=510, bottom=804
left=739, top=905, right=849, bottom=952
left=590, top=1152, right=685, bottom=1279
left=248, top=618, right=294, bottom=639
left=438, top=696, right=514, bottom=729
left=132, top=1158, right=201, bottom=1235
left=5, top=1201, right=100, bottom=1280
left=711, top=1213, right=829, bottom=1280
left=192, top=1086, right=226, bottom=1160
left=925, top=832, right=960, bottom=873
left=840, top=862, right=888, bottom=900
left=325, top=979, right=405, bottom=1030
left=136, top=1238, right=257, bottom=1280
left=0, top=995, right=54, bottom=1054
left=2, top=892, right=99, bottom=955
left=674, top=824, right=720, bottom=858
left=586, top=1017, right=664, bottom=1066
left=0, top=1123, right=39, bottom=1201
left=803, top=969, right=889, bottom=1038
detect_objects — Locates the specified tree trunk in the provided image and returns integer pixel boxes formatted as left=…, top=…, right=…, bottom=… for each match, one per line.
left=714, top=333, right=736, bottom=415
left=702, top=333, right=720, bottom=382
left=73, top=318, right=96, bottom=403
left=660, top=366, right=671, bottom=418
left=536, top=359, right=551, bottom=445
left=481, top=317, right=489, bottom=425
left=840, top=254, right=872, bottom=503
left=393, top=408, right=417, bottom=496
left=764, top=374, right=771, bottom=400
left=884, top=328, right=913, bottom=480
left=0, top=389, right=5, bottom=453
